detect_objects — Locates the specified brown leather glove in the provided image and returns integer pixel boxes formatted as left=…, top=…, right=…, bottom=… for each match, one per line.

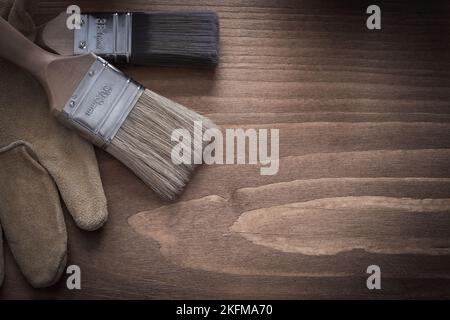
left=0, top=0, right=108, bottom=288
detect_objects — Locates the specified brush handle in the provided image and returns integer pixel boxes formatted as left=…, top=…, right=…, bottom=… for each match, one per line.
left=0, top=17, right=58, bottom=82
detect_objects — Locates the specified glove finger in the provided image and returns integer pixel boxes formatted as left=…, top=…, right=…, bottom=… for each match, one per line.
left=38, top=133, right=108, bottom=231
left=0, top=142, right=67, bottom=288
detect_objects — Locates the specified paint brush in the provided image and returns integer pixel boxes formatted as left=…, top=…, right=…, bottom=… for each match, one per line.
left=0, top=17, right=216, bottom=200
left=37, top=11, right=219, bottom=67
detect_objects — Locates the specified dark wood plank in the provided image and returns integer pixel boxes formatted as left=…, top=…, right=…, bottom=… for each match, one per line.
left=1, top=0, right=450, bottom=299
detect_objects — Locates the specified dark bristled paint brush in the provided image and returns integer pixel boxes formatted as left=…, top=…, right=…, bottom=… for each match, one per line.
left=0, top=17, right=217, bottom=200
left=37, top=11, right=219, bottom=67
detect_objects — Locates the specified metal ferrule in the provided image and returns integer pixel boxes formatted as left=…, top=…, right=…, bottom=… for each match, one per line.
left=74, top=13, right=132, bottom=63
left=62, top=55, right=143, bottom=148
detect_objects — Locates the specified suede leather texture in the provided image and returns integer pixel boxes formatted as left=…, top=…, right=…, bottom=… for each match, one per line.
left=0, top=0, right=108, bottom=288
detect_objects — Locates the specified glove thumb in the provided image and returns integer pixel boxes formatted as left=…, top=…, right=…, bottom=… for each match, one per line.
left=0, top=142, right=67, bottom=288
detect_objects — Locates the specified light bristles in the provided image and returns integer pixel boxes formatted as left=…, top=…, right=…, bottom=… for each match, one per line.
left=109, top=89, right=216, bottom=200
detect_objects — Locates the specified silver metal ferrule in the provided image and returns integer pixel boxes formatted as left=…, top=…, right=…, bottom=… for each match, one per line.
left=62, top=55, right=143, bottom=148
left=74, top=13, right=133, bottom=63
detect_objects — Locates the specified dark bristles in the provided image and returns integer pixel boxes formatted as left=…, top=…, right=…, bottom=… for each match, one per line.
left=131, top=11, right=219, bottom=67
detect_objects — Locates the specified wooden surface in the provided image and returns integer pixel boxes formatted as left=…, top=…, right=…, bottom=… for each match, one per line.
left=1, top=0, right=450, bottom=299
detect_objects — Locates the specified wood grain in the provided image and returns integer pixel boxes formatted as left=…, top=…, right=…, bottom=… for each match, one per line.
left=1, top=0, right=450, bottom=299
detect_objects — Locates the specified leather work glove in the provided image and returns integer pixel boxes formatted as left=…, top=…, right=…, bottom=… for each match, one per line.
left=0, top=0, right=108, bottom=288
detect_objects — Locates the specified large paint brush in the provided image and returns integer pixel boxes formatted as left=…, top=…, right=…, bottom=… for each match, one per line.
left=38, top=11, right=219, bottom=67
left=0, top=17, right=216, bottom=200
